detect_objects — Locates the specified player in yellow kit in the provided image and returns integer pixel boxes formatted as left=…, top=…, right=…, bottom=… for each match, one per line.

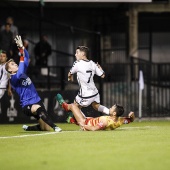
left=56, top=94, right=135, bottom=131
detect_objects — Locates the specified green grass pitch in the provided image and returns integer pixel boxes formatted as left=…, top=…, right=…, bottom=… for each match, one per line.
left=0, top=121, right=170, bottom=170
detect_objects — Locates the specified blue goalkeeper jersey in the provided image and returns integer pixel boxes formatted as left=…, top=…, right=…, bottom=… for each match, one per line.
left=10, top=49, right=41, bottom=107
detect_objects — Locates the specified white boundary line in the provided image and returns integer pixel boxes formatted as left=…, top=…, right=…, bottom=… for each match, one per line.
left=0, top=131, right=83, bottom=139
left=0, top=132, right=59, bottom=139
left=0, top=126, right=157, bottom=139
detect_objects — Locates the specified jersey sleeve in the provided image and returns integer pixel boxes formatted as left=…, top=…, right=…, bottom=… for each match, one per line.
left=23, top=49, right=30, bottom=67
left=16, top=49, right=30, bottom=78
left=94, top=61, right=104, bottom=77
left=70, top=61, right=78, bottom=74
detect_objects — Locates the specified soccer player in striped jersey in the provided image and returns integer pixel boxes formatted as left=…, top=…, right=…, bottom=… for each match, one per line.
left=0, top=50, right=12, bottom=99
left=57, top=93, right=135, bottom=131
left=67, top=46, right=110, bottom=123
left=5, top=35, right=62, bottom=132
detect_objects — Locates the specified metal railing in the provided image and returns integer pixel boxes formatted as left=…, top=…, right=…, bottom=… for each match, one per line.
left=29, top=61, right=170, bottom=117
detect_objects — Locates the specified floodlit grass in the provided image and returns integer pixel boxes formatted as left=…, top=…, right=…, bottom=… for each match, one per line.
left=0, top=121, right=170, bottom=170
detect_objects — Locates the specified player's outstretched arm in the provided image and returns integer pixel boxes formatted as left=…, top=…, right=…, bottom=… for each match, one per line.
left=119, top=112, right=135, bottom=124
left=128, top=112, right=135, bottom=122
left=14, top=35, right=25, bottom=60
left=14, top=35, right=24, bottom=49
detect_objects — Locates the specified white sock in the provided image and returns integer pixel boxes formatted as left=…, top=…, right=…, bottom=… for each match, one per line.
left=98, top=105, right=110, bottom=115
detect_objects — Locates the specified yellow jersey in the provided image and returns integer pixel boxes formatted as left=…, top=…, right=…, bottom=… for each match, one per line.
left=85, top=116, right=124, bottom=130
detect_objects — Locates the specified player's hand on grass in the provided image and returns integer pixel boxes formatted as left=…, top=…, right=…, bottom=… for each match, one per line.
left=128, top=112, right=135, bottom=122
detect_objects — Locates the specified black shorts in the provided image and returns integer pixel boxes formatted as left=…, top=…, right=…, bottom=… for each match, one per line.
left=22, top=100, right=45, bottom=120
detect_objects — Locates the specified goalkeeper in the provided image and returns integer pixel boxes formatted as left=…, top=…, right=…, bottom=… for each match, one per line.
left=5, top=35, right=62, bottom=132
left=57, top=93, right=135, bottom=131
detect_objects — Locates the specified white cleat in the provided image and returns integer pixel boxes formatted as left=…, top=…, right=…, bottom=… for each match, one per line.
left=22, top=125, right=28, bottom=131
left=54, top=127, right=62, bottom=132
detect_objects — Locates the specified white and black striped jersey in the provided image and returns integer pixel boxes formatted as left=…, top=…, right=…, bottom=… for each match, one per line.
left=70, top=59, right=104, bottom=98
left=0, top=64, right=9, bottom=89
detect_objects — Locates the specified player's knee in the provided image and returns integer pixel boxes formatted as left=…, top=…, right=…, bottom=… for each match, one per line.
left=36, top=107, right=48, bottom=118
left=31, top=104, right=41, bottom=113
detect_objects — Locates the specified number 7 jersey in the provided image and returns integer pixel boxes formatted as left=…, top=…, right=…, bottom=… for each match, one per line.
left=70, top=59, right=104, bottom=98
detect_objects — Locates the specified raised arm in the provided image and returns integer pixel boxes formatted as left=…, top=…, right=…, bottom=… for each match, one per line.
left=14, top=35, right=30, bottom=75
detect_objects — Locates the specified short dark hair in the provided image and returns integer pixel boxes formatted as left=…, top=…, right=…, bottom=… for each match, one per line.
left=0, top=50, right=6, bottom=55
left=77, top=46, right=89, bottom=57
left=115, top=104, right=124, bottom=117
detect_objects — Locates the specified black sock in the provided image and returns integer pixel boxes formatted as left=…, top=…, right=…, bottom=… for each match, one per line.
left=27, top=124, right=42, bottom=131
left=36, top=107, right=56, bottom=130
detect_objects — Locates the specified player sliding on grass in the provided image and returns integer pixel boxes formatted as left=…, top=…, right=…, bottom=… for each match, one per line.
left=5, top=35, right=62, bottom=132
left=56, top=94, right=135, bottom=131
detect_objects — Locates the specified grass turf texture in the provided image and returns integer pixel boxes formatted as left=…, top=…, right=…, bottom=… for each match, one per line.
left=0, top=121, right=169, bottom=170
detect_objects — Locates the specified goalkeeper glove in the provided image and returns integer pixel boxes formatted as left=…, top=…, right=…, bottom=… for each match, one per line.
left=14, top=35, right=24, bottom=49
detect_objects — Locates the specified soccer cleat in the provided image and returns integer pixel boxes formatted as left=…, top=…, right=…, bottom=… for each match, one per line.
left=56, top=93, right=69, bottom=111
left=66, top=112, right=78, bottom=125
left=67, top=116, right=78, bottom=125
left=54, top=127, right=62, bottom=132
left=22, top=125, right=28, bottom=131
left=66, top=116, right=73, bottom=123
left=56, top=94, right=65, bottom=105
left=66, top=112, right=74, bottom=123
